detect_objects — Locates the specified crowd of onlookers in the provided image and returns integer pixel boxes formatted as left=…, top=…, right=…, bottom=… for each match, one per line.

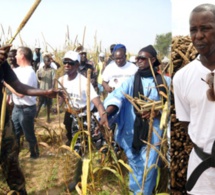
left=3, top=42, right=170, bottom=194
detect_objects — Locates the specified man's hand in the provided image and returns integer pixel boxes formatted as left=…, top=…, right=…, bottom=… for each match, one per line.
left=142, top=110, right=160, bottom=119
left=45, top=89, right=64, bottom=98
left=0, top=45, right=12, bottom=64
left=99, top=114, right=109, bottom=128
left=94, top=113, right=110, bottom=135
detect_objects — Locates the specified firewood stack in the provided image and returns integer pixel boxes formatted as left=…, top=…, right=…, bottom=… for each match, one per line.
left=170, top=36, right=198, bottom=194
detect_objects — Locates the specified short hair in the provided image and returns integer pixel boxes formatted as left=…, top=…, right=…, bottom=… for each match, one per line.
left=43, top=54, right=50, bottom=60
left=9, top=49, right=17, bottom=54
left=191, top=4, right=215, bottom=19
left=18, top=46, right=33, bottom=62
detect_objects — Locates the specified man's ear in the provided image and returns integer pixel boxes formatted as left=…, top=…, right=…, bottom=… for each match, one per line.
left=151, top=57, right=156, bottom=64
left=75, top=61, right=80, bottom=67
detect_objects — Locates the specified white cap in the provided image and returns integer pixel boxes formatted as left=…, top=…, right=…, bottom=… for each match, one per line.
left=162, top=56, right=170, bottom=63
left=99, top=52, right=105, bottom=57
left=63, top=50, right=80, bottom=63
left=129, top=56, right=136, bottom=63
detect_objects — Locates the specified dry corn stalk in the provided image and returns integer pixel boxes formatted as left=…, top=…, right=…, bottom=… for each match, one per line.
left=124, top=93, right=163, bottom=115
left=56, top=79, right=83, bottom=116
left=1, top=0, right=42, bottom=131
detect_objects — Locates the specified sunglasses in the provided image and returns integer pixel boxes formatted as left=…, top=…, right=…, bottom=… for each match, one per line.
left=63, top=60, right=76, bottom=66
left=136, top=56, right=149, bottom=61
left=201, top=72, right=215, bottom=101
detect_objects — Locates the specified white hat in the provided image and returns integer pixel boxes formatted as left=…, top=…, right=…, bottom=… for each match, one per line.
left=162, top=56, right=170, bottom=63
left=99, top=52, right=105, bottom=57
left=63, top=50, right=80, bottom=63
left=129, top=56, right=136, bottom=63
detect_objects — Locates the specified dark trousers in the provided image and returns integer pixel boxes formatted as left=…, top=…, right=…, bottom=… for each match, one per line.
left=63, top=111, right=103, bottom=150
left=0, top=119, right=26, bottom=192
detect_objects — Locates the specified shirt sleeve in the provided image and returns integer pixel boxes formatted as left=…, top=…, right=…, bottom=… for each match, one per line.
left=104, top=76, right=133, bottom=109
left=173, top=73, right=190, bottom=122
left=90, top=82, right=98, bottom=101
left=102, top=66, right=110, bottom=82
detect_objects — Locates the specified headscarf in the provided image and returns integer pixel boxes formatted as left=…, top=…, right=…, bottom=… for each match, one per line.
left=138, top=45, right=160, bottom=66
left=132, top=45, right=163, bottom=152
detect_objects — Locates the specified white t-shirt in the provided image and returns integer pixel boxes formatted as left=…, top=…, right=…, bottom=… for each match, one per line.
left=102, top=61, right=138, bottom=89
left=173, top=57, right=215, bottom=194
left=12, top=66, right=37, bottom=105
left=58, top=73, right=98, bottom=113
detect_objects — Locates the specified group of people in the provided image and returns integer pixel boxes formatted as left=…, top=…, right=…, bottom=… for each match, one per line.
left=1, top=3, right=215, bottom=195
left=0, top=41, right=169, bottom=194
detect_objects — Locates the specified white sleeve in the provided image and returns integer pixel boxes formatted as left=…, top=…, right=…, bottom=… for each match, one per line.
left=51, top=62, right=57, bottom=70
left=90, top=83, right=98, bottom=101
left=58, top=76, right=64, bottom=88
left=173, top=73, right=190, bottom=122
left=102, top=66, right=110, bottom=82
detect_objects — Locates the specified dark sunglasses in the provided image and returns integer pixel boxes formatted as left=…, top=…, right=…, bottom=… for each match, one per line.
left=201, top=72, right=215, bottom=101
left=136, top=56, right=149, bottom=61
left=63, top=60, right=76, bottom=66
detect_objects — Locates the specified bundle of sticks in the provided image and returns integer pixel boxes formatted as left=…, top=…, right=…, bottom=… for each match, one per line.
left=171, top=35, right=198, bottom=77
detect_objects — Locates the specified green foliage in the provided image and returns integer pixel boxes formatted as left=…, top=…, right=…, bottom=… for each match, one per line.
left=154, top=32, right=172, bottom=58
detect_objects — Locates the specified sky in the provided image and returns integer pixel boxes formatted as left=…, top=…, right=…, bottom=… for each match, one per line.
left=0, top=0, right=171, bottom=54
left=172, top=0, right=215, bottom=37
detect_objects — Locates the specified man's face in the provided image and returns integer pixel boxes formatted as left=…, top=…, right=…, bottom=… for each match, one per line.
left=190, top=11, right=215, bottom=57
left=44, top=57, right=51, bottom=67
left=35, top=48, right=41, bottom=54
left=136, top=51, right=154, bottom=70
left=7, top=51, right=17, bottom=65
left=63, top=58, right=78, bottom=75
left=99, top=56, right=104, bottom=62
left=16, top=49, right=23, bottom=65
left=113, top=50, right=126, bottom=67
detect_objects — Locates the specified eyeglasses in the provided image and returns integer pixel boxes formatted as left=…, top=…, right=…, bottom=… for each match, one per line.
left=63, top=60, right=76, bottom=66
left=201, top=72, right=215, bottom=101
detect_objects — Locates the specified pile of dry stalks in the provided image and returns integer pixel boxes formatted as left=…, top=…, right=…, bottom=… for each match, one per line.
left=171, top=35, right=198, bottom=77
left=171, top=35, right=198, bottom=194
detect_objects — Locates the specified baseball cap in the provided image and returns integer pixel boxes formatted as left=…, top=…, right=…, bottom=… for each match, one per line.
left=112, top=44, right=126, bottom=53
left=63, top=50, right=80, bottom=63
left=99, top=52, right=105, bottom=57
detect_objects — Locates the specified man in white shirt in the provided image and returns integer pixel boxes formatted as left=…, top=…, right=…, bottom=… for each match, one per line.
left=173, top=3, right=215, bottom=195
left=12, top=46, right=39, bottom=159
left=58, top=50, right=109, bottom=192
left=102, top=44, right=138, bottom=93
